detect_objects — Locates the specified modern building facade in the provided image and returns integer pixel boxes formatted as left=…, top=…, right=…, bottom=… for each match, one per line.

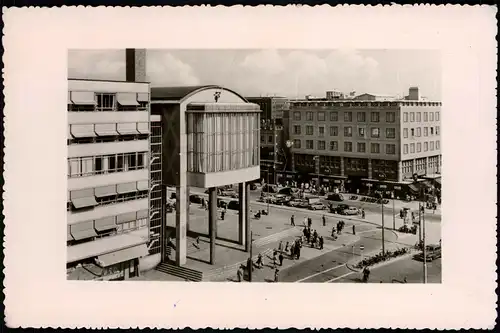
left=66, top=78, right=152, bottom=281
left=246, top=96, right=289, bottom=184
left=288, top=87, right=441, bottom=197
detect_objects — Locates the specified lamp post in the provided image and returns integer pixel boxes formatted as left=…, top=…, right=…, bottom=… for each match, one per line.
left=379, top=173, right=386, bottom=254
left=248, top=230, right=253, bottom=282
left=392, top=191, right=396, bottom=230
left=413, top=174, right=427, bottom=284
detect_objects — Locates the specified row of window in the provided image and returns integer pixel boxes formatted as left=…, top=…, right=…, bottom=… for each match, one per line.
left=67, top=218, right=148, bottom=246
left=292, top=101, right=441, bottom=108
left=68, top=92, right=149, bottom=112
left=403, top=141, right=440, bottom=154
left=293, top=125, right=396, bottom=139
left=293, top=111, right=396, bottom=123
left=401, top=156, right=441, bottom=174
left=403, top=126, right=440, bottom=138
left=67, top=190, right=149, bottom=212
left=68, top=151, right=148, bottom=178
left=260, top=134, right=278, bottom=144
left=68, top=134, right=149, bottom=145
left=293, top=139, right=397, bottom=154
left=403, top=111, right=440, bottom=123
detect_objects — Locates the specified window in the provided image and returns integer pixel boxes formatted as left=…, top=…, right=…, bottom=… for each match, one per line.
left=268, top=135, right=273, bottom=143
left=344, top=142, right=353, bottom=152
left=410, top=112, right=415, bottom=122
left=411, top=128, right=415, bottom=136
left=293, top=125, right=301, bottom=135
left=358, top=127, right=365, bottom=137
left=424, top=127, right=428, bottom=136
left=429, top=112, right=434, bottom=121
left=318, top=141, right=326, bottom=150
left=416, top=127, right=421, bottom=137
left=344, top=111, right=353, bottom=122
left=318, top=112, right=325, bottom=121
left=430, top=141, right=435, bottom=151
left=81, top=157, right=93, bottom=176
left=306, top=112, right=313, bottom=121
left=371, top=143, right=380, bottom=153
left=293, top=139, right=301, bottom=148
left=416, top=112, right=421, bottom=122
left=371, top=112, right=380, bottom=122
left=306, top=140, right=314, bottom=149
left=386, top=112, right=395, bottom=123
left=138, top=153, right=144, bottom=168
left=430, top=127, right=434, bottom=135
left=403, top=144, right=409, bottom=154
left=117, top=155, right=124, bottom=172
left=436, top=112, right=440, bottom=121
left=318, top=126, right=325, bottom=137
left=329, top=126, right=338, bottom=136
left=293, top=111, right=301, bottom=121
left=386, top=128, right=396, bottom=139
left=424, top=112, right=428, bottom=121
left=417, top=142, right=422, bottom=152
left=344, top=126, right=352, bottom=137
left=330, top=112, right=338, bottom=121
left=436, top=126, right=440, bottom=135
left=260, top=135, right=265, bottom=143
left=410, top=143, right=415, bottom=153
left=306, top=126, right=314, bottom=135
left=96, top=93, right=116, bottom=111
left=403, top=128, right=408, bottom=138
left=371, top=127, right=380, bottom=138
left=424, top=142, right=428, bottom=151
left=95, top=157, right=103, bottom=174
left=436, top=140, right=440, bottom=149
left=329, top=141, right=338, bottom=151
left=403, top=112, right=408, bottom=122
left=357, top=142, right=366, bottom=153
left=386, top=144, right=396, bottom=155
left=357, top=112, right=366, bottom=122
left=108, top=155, right=116, bottom=173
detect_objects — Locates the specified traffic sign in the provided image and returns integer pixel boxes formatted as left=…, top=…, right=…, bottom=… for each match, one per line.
left=360, top=245, right=364, bottom=251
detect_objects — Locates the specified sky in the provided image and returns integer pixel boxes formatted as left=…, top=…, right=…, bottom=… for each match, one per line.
left=68, top=49, right=441, bottom=100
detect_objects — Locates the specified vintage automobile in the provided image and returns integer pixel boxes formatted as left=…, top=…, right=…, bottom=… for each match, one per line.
left=329, top=203, right=349, bottom=214
left=326, top=193, right=344, bottom=202
left=413, top=244, right=442, bottom=262
left=341, top=206, right=359, bottom=215
left=308, top=202, right=327, bottom=210
left=189, top=194, right=203, bottom=204
left=274, top=194, right=291, bottom=205
left=287, top=199, right=309, bottom=208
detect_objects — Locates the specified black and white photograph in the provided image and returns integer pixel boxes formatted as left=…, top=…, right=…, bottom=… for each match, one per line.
left=66, top=49, right=442, bottom=283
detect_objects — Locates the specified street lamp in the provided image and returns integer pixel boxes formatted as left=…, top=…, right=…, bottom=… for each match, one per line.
left=391, top=191, right=396, bottom=230
left=379, top=173, right=386, bottom=254
left=413, top=173, right=427, bottom=284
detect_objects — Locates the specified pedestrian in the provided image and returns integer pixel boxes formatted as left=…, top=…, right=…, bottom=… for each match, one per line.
left=272, top=252, right=277, bottom=268
left=221, top=210, right=225, bottom=221
left=303, top=216, right=308, bottom=226
left=274, top=268, right=279, bottom=282
left=322, top=215, right=326, bottom=226
left=361, top=209, right=365, bottom=219
left=284, top=241, right=289, bottom=252
left=337, top=222, right=341, bottom=234
left=256, top=253, right=263, bottom=268
left=279, top=252, right=284, bottom=266
left=278, top=241, right=283, bottom=252
left=331, top=226, right=336, bottom=238
left=308, top=217, right=312, bottom=229
left=319, top=236, right=324, bottom=250
left=296, top=246, right=301, bottom=260
left=290, top=243, right=295, bottom=258
left=352, top=224, right=356, bottom=235
left=290, top=214, right=295, bottom=226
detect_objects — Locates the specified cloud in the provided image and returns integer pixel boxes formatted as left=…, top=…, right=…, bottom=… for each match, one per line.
left=68, top=50, right=199, bottom=86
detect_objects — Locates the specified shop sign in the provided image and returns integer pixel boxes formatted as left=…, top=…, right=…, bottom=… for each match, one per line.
left=394, top=186, right=402, bottom=190
left=379, top=184, right=387, bottom=189
left=334, top=180, right=341, bottom=184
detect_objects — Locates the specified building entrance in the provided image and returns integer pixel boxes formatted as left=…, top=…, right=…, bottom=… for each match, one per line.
left=346, top=176, right=363, bottom=194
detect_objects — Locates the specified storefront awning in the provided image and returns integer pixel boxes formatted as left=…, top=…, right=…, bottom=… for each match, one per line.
left=137, top=180, right=149, bottom=191
left=137, top=122, right=150, bottom=134
left=116, top=92, right=139, bottom=106
left=117, top=182, right=137, bottom=194
left=137, top=92, right=149, bottom=102
left=95, top=123, right=118, bottom=136
left=71, top=91, right=96, bottom=105
left=71, top=196, right=98, bottom=209
left=408, top=184, right=419, bottom=193
left=116, top=212, right=137, bottom=224
left=97, top=244, right=148, bottom=267
left=117, top=122, right=139, bottom=135
left=95, top=185, right=117, bottom=198
left=67, top=225, right=74, bottom=241
left=94, top=216, right=116, bottom=232
left=70, top=221, right=97, bottom=241
left=71, top=124, right=96, bottom=138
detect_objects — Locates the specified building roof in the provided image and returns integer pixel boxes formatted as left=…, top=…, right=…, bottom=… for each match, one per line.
left=151, top=85, right=248, bottom=102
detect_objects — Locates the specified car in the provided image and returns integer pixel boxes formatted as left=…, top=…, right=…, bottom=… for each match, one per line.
left=189, top=194, right=203, bottom=204
left=330, top=203, right=349, bottom=214
left=341, top=207, right=359, bottom=215
left=222, top=189, right=239, bottom=198
left=326, top=193, right=344, bottom=201
left=274, top=194, right=291, bottom=205
left=413, top=245, right=441, bottom=262
left=278, top=187, right=299, bottom=196
left=227, top=200, right=240, bottom=211
left=308, top=202, right=326, bottom=210
left=217, top=199, right=228, bottom=209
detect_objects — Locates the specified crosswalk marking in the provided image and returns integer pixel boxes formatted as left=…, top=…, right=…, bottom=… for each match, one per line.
left=326, top=272, right=355, bottom=283
left=295, top=264, right=346, bottom=283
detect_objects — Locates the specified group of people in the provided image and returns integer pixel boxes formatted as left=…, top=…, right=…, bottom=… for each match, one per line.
left=302, top=226, right=324, bottom=250
left=332, top=220, right=346, bottom=238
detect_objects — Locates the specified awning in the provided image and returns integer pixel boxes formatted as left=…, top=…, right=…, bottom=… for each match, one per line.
left=137, top=209, right=148, bottom=219
left=116, top=212, right=137, bottom=224
left=117, top=182, right=137, bottom=194
left=137, top=180, right=149, bottom=191
left=95, top=216, right=116, bottom=232
left=116, top=92, right=139, bottom=106
left=408, top=184, right=419, bottom=193
left=71, top=124, right=96, bottom=138
left=96, top=244, right=148, bottom=267
left=117, top=123, right=139, bottom=135
left=67, top=225, right=74, bottom=241
left=95, top=123, right=118, bottom=136
left=68, top=91, right=72, bottom=105
left=435, top=178, right=441, bottom=185
left=71, top=221, right=97, bottom=241
left=71, top=91, right=96, bottom=105
left=137, top=92, right=149, bottom=102
left=71, top=196, right=98, bottom=209
left=137, top=122, right=150, bottom=134
left=95, top=185, right=117, bottom=198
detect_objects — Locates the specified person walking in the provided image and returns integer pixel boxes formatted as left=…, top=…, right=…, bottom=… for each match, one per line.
left=307, top=217, right=312, bottom=229
left=352, top=224, right=356, bottom=235
left=278, top=252, right=284, bottom=266
left=272, top=252, right=278, bottom=268
left=221, top=209, right=226, bottom=221
left=274, top=268, right=279, bottom=282
left=322, top=215, right=326, bottom=226
left=319, top=236, right=324, bottom=250
left=284, top=241, right=289, bottom=252
left=290, top=214, right=295, bottom=226
left=256, top=253, right=263, bottom=269
left=361, top=209, right=365, bottom=219
left=296, top=245, right=301, bottom=260
left=278, top=241, right=283, bottom=252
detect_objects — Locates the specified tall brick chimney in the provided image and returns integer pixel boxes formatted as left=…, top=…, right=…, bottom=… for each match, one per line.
left=125, top=49, right=147, bottom=82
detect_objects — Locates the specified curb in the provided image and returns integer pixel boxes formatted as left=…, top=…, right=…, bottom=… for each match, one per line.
left=349, top=250, right=416, bottom=272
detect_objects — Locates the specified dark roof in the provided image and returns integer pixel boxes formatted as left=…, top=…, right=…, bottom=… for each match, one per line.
left=151, top=85, right=248, bottom=103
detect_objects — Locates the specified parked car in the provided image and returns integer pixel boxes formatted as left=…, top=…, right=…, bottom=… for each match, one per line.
left=413, top=244, right=441, bottom=262
left=278, top=187, right=299, bottom=196
left=329, top=203, right=349, bottom=214
left=308, top=202, right=326, bottom=210
left=341, top=207, right=359, bottom=215
left=189, top=194, right=203, bottom=204
left=327, top=193, right=344, bottom=201
left=227, top=200, right=240, bottom=211
left=288, top=199, right=309, bottom=208
left=217, top=199, right=228, bottom=209
left=274, top=194, right=291, bottom=205
left=221, top=189, right=238, bottom=198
